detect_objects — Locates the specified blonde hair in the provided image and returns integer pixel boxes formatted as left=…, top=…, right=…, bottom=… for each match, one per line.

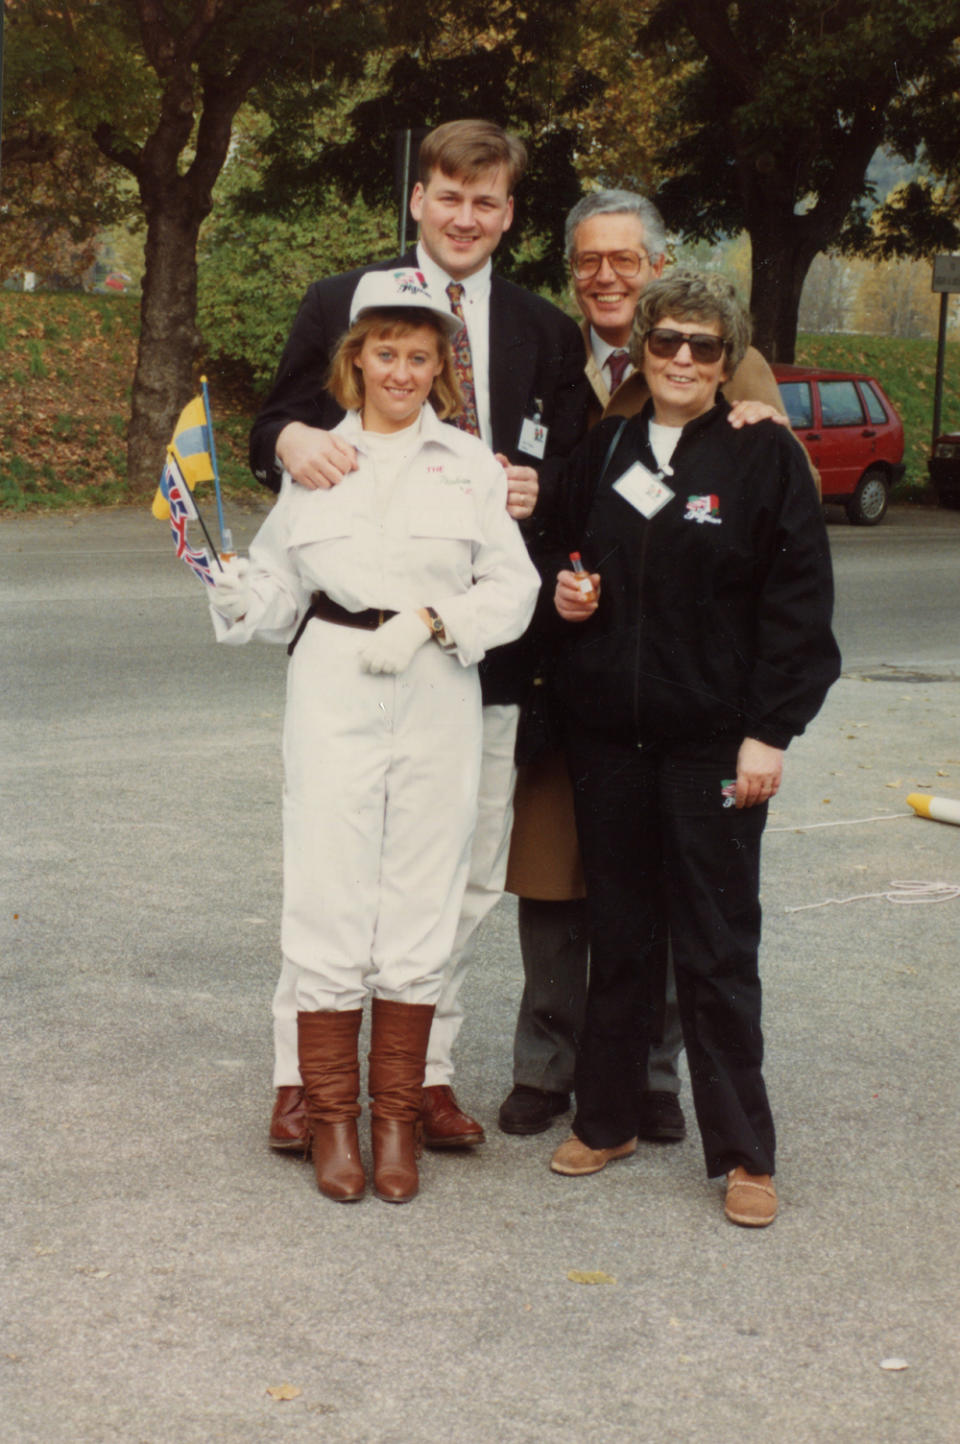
left=327, top=310, right=463, bottom=420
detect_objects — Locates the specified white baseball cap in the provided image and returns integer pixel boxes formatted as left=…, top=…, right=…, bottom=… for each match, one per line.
left=349, top=268, right=463, bottom=336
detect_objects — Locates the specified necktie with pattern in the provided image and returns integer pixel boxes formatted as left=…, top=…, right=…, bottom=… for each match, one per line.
left=607, top=349, right=631, bottom=393
left=446, top=282, right=480, bottom=436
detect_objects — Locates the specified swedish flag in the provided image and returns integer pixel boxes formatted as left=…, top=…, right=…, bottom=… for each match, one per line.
left=151, top=396, right=215, bottom=519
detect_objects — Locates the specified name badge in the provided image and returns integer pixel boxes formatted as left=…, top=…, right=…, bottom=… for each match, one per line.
left=518, top=416, right=548, bottom=459
left=613, top=462, right=674, bottom=519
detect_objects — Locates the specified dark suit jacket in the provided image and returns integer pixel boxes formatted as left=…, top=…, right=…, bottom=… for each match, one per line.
left=249, top=251, right=590, bottom=703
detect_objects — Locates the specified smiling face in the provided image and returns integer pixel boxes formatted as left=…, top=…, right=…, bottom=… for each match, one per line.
left=409, top=165, right=514, bottom=280
left=354, top=324, right=444, bottom=433
left=570, top=212, right=664, bottom=347
left=642, top=314, right=731, bottom=427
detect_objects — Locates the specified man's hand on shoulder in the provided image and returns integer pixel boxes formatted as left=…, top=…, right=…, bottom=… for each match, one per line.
left=494, top=453, right=539, bottom=520
left=276, top=421, right=359, bottom=490
left=726, top=400, right=790, bottom=430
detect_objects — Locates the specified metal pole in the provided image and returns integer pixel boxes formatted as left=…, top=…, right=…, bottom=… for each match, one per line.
left=932, top=290, right=949, bottom=448
left=397, top=128, right=411, bottom=254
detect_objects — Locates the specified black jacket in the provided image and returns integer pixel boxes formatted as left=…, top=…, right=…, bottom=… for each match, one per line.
left=543, top=401, right=841, bottom=749
left=249, top=252, right=590, bottom=703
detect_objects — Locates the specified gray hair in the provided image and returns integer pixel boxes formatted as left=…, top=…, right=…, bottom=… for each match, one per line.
left=631, top=269, right=752, bottom=373
left=564, top=190, right=668, bottom=264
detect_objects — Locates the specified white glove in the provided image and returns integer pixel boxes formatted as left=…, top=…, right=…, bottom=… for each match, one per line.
left=208, top=556, right=251, bottom=621
left=358, top=611, right=432, bottom=675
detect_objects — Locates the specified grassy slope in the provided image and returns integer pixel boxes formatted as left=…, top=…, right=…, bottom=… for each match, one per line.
left=2, top=293, right=960, bottom=512
left=0, top=294, right=261, bottom=513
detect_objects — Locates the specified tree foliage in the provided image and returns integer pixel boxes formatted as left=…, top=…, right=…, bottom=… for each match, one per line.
left=197, top=115, right=398, bottom=389
left=5, top=0, right=380, bottom=489
left=0, top=3, right=139, bottom=283
left=250, top=0, right=649, bottom=291
left=639, top=0, right=960, bottom=359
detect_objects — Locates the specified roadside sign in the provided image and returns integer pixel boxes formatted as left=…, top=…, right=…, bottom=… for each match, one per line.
left=931, top=255, right=960, bottom=293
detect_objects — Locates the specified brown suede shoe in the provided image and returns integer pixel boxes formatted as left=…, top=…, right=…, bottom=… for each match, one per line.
left=550, top=1134, right=637, bottom=1176
left=268, top=1085, right=309, bottom=1153
left=420, top=1085, right=485, bottom=1149
left=725, top=1166, right=778, bottom=1227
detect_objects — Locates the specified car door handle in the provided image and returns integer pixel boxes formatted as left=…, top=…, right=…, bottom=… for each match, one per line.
left=804, top=432, right=821, bottom=442
left=862, top=428, right=876, bottom=437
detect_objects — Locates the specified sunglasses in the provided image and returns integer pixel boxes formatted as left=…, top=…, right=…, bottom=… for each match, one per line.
left=644, top=328, right=728, bottom=364
left=570, top=249, right=648, bottom=280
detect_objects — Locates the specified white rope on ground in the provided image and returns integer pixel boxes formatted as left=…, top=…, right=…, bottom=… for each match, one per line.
left=785, top=880, right=960, bottom=913
left=767, top=812, right=912, bottom=833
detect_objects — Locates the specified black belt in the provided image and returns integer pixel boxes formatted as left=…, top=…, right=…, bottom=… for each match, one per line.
left=287, top=591, right=398, bottom=656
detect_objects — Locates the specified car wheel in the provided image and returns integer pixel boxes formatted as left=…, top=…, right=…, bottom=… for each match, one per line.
left=846, top=467, right=889, bottom=526
left=936, top=487, right=960, bottom=511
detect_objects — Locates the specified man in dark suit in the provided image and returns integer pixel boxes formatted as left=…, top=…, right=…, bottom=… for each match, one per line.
left=251, top=119, right=590, bottom=1156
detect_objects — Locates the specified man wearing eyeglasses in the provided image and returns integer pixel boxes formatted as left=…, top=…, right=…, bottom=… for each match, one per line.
left=566, top=190, right=785, bottom=426
left=499, top=189, right=792, bottom=1141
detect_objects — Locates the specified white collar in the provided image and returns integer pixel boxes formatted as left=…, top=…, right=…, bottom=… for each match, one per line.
left=336, top=404, right=475, bottom=459
left=589, top=326, right=631, bottom=369
left=416, top=242, right=492, bottom=303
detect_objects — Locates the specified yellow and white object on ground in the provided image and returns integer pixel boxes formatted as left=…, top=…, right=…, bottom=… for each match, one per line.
left=906, top=793, right=960, bottom=827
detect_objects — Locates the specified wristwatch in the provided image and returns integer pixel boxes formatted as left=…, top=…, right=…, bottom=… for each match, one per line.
left=424, top=606, right=456, bottom=652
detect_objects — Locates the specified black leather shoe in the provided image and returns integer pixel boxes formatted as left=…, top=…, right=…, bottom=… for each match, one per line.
left=636, top=1090, right=686, bottom=1142
left=498, top=1085, right=570, bottom=1135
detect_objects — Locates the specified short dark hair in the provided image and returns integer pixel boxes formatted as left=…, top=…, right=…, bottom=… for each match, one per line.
left=418, top=120, right=527, bottom=194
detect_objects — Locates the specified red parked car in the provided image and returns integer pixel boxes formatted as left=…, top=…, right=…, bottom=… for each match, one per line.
left=772, top=364, right=905, bottom=525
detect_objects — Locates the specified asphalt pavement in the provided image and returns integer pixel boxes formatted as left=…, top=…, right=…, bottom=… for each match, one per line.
left=2, top=502, right=959, bottom=1443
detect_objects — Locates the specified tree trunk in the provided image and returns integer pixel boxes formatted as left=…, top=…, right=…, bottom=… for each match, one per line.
left=748, top=231, right=821, bottom=363
left=127, top=195, right=205, bottom=492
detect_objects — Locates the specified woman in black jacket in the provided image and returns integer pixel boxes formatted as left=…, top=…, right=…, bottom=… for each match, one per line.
left=545, top=270, right=841, bottom=1226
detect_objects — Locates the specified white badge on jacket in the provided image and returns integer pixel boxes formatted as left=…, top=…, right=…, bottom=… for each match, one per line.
left=518, top=416, right=548, bottom=459
left=613, top=461, right=674, bottom=519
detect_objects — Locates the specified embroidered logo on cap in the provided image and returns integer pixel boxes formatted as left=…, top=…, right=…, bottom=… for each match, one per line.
left=393, top=269, right=430, bottom=298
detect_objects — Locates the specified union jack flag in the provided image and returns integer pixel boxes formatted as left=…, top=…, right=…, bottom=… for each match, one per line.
left=159, top=453, right=216, bottom=587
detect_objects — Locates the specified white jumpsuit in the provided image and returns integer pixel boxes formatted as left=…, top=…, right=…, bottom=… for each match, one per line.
left=212, top=405, right=539, bottom=1014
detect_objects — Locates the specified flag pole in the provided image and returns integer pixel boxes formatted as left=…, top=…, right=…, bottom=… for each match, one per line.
left=170, top=450, right=225, bottom=572
left=200, top=375, right=233, bottom=556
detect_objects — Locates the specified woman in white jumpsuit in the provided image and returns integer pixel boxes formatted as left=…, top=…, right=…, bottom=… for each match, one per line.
left=209, top=270, right=539, bottom=1203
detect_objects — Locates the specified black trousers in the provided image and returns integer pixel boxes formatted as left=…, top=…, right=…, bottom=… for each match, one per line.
left=566, top=730, right=776, bottom=1178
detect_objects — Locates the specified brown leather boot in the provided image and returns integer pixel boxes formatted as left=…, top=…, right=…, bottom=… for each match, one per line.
left=297, top=1009, right=365, bottom=1202
left=368, top=998, right=435, bottom=1204
left=268, top=1085, right=309, bottom=1152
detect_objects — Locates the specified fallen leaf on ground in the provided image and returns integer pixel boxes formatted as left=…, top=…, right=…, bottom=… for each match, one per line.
left=567, top=1270, right=616, bottom=1285
left=266, top=1383, right=302, bottom=1401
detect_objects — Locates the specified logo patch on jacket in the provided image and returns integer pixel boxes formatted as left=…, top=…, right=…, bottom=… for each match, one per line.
left=684, top=493, right=721, bottom=525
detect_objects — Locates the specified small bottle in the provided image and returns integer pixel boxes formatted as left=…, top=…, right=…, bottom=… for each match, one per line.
left=219, top=527, right=236, bottom=563
left=569, top=551, right=597, bottom=604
